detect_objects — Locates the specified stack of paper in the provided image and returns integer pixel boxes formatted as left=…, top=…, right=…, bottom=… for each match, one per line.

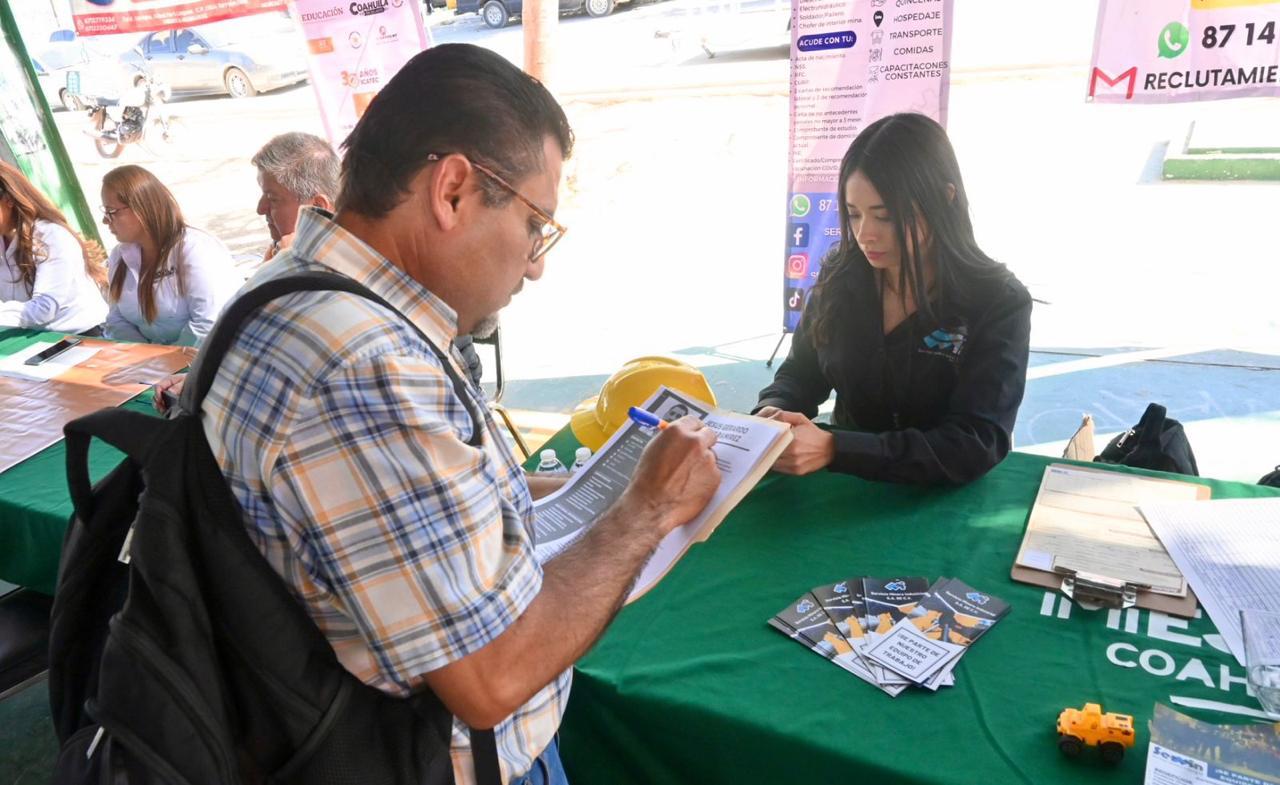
left=0, top=340, right=100, bottom=381
left=1139, top=497, right=1280, bottom=668
left=769, top=576, right=1010, bottom=696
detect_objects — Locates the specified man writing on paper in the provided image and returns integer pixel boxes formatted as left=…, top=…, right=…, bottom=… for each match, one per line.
left=198, top=44, right=721, bottom=783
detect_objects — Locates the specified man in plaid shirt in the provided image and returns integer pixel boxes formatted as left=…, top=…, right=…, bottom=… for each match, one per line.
left=199, top=44, right=721, bottom=784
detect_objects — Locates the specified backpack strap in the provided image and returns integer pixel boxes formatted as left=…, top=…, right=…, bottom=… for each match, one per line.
left=64, top=407, right=168, bottom=524
left=471, top=728, right=502, bottom=785
left=188, top=270, right=502, bottom=782
left=190, top=271, right=482, bottom=447
left=1135, top=403, right=1168, bottom=451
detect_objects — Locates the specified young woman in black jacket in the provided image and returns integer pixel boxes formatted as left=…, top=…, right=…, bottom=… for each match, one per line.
left=755, top=113, right=1031, bottom=486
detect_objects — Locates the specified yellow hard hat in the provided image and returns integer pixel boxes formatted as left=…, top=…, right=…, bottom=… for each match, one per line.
left=569, top=356, right=716, bottom=451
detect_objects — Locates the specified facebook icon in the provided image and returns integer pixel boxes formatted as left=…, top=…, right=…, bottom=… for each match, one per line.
left=787, top=223, right=810, bottom=248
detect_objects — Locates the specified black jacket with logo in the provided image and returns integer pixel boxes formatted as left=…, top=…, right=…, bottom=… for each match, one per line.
left=755, top=263, right=1032, bottom=486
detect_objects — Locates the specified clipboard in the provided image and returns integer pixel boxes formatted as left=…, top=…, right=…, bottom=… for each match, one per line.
left=1010, top=463, right=1209, bottom=618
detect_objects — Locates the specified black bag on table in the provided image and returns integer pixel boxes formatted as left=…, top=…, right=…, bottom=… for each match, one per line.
left=48, top=273, right=501, bottom=785
left=1259, top=466, right=1280, bottom=488
left=1094, top=402, right=1198, bottom=477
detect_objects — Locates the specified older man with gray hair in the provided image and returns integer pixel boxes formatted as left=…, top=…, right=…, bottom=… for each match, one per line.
left=155, top=132, right=341, bottom=413
left=253, top=131, right=340, bottom=262
left=155, top=130, right=481, bottom=412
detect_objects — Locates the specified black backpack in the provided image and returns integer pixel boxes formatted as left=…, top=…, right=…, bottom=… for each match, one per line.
left=49, top=272, right=502, bottom=785
left=1095, top=402, right=1199, bottom=477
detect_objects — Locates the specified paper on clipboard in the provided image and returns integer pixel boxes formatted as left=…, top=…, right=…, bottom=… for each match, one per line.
left=1011, top=463, right=1208, bottom=617
left=532, top=386, right=792, bottom=602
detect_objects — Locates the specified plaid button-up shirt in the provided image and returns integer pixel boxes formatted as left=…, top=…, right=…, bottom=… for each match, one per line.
left=201, top=209, right=569, bottom=783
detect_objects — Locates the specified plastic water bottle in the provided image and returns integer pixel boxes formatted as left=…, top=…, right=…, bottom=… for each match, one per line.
left=535, top=449, right=569, bottom=476
left=570, top=447, right=592, bottom=474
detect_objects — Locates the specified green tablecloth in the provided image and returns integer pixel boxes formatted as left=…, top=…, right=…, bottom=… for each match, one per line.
left=6, top=365, right=1277, bottom=781
left=531, top=436, right=1280, bottom=784
left=0, top=329, right=157, bottom=595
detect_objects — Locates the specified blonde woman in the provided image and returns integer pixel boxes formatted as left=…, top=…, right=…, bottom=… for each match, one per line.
left=101, top=165, right=242, bottom=345
left=0, top=161, right=108, bottom=333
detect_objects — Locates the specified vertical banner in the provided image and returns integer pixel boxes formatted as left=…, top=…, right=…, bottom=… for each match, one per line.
left=72, top=0, right=287, bottom=36
left=1089, top=0, right=1280, bottom=104
left=0, top=3, right=99, bottom=243
left=782, top=0, right=952, bottom=331
left=294, top=0, right=431, bottom=148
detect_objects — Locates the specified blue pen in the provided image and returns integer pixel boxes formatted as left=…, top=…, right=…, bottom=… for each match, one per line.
left=627, top=407, right=668, bottom=431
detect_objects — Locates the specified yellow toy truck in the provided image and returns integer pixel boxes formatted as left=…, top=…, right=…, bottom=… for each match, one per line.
left=1056, top=703, right=1135, bottom=764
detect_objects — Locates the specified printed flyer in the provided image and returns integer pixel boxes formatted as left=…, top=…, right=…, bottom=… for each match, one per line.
left=1145, top=703, right=1280, bottom=784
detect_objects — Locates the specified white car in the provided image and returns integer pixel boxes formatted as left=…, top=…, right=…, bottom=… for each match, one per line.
left=32, top=45, right=93, bottom=111
left=118, top=16, right=308, bottom=99
left=32, top=41, right=132, bottom=110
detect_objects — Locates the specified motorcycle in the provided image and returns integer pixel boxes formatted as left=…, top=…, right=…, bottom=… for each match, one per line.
left=84, top=68, right=177, bottom=159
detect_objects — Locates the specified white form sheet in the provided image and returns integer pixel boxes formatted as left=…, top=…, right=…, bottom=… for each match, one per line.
left=0, top=341, right=101, bottom=381
left=1015, top=465, right=1202, bottom=595
left=533, top=386, right=790, bottom=602
left=1140, top=497, right=1280, bottom=667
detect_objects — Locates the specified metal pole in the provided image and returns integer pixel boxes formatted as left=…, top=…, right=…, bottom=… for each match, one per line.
left=523, top=0, right=558, bottom=84
left=48, top=0, right=70, bottom=30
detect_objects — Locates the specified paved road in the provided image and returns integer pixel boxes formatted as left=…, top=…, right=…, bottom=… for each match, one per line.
left=430, top=0, right=791, bottom=91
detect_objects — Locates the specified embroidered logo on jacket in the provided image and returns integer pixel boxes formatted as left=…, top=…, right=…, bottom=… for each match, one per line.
left=920, top=325, right=967, bottom=359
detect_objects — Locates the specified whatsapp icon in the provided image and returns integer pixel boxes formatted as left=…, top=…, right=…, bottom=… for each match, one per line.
left=790, top=194, right=811, bottom=217
left=1158, top=21, right=1189, bottom=59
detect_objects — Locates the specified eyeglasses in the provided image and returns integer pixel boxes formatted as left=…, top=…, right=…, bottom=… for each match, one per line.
left=101, top=205, right=130, bottom=222
left=426, top=153, right=566, bottom=262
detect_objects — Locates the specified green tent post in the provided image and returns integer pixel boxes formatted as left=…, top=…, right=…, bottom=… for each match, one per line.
left=0, top=0, right=100, bottom=244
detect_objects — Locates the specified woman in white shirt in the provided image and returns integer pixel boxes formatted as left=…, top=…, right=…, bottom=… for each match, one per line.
left=0, top=161, right=109, bottom=333
left=101, top=165, right=242, bottom=345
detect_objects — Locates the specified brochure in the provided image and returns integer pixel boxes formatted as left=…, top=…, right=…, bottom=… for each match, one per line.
left=1146, top=703, right=1280, bottom=784
left=769, top=591, right=906, bottom=695
left=771, top=574, right=1010, bottom=697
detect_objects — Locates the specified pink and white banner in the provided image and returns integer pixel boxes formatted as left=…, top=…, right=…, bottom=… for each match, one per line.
left=782, top=0, right=952, bottom=331
left=1090, top=0, right=1280, bottom=104
left=72, top=0, right=286, bottom=36
left=293, top=0, right=431, bottom=147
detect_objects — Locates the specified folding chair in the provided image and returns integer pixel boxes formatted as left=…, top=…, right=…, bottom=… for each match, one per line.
left=471, top=326, right=532, bottom=460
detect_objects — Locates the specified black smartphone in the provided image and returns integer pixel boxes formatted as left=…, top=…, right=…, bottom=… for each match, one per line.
left=24, top=337, right=83, bottom=366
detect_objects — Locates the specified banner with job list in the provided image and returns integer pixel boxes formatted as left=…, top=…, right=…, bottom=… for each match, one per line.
left=781, top=0, right=952, bottom=331
left=294, top=0, right=431, bottom=147
left=1090, top=0, right=1280, bottom=104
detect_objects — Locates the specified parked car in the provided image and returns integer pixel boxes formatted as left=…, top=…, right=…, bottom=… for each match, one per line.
left=32, top=54, right=77, bottom=112
left=31, top=43, right=127, bottom=111
left=457, top=0, right=626, bottom=29
left=118, top=16, right=308, bottom=99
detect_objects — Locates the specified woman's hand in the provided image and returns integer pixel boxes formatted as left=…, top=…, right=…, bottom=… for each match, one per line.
left=759, top=409, right=835, bottom=475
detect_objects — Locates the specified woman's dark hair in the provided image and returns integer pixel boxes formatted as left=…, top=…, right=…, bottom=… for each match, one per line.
left=0, top=161, right=107, bottom=295
left=808, top=113, right=1007, bottom=348
left=103, top=165, right=187, bottom=323
left=338, top=43, right=574, bottom=217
